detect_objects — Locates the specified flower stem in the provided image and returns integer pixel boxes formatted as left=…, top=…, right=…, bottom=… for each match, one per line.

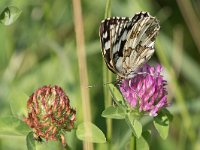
left=104, top=0, right=111, bottom=18
left=103, top=0, right=112, bottom=142
left=130, top=134, right=136, bottom=150
left=125, top=115, right=136, bottom=150
left=72, top=0, right=93, bottom=149
left=157, top=38, right=195, bottom=143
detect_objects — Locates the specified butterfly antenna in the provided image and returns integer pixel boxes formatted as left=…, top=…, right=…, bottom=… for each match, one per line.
left=87, top=80, right=117, bottom=88
left=103, top=80, right=116, bottom=86
left=87, top=84, right=98, bottom=88
left=136, top=71, right=159, bottom=78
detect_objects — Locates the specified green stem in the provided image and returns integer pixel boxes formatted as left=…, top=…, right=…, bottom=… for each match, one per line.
left=64, top=143, right=71, bottom=150
left=103, top=69, right=112, bottom=141
left=156, top=39, right=195, bottom=143
left=103, top=0, right=112, bottom=142
left=104, top=0, right=111, bottom=18
left=130, top=134, right=136, bottom=150
left=125, top=115, right=136, bottom=150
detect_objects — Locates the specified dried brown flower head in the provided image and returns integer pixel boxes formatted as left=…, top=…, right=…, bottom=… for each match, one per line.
left=24, top=85, right=76, bottom=145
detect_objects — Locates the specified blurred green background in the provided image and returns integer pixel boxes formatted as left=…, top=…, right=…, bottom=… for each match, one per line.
left=0, top=0, right=200, bottom=150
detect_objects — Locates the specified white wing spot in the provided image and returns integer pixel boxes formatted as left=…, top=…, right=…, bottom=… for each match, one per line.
left=115, top=57, right=123, bottom=72
left=122, top=30, right=127, bottom=40
left=113, top=43, right=119, bottom=54
left=103, top=32, right=107, bottom=38
left=105, top=41, right=110, bottom=50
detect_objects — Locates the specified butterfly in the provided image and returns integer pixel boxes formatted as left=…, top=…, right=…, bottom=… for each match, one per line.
left=99, top=12, right=160, bottom=80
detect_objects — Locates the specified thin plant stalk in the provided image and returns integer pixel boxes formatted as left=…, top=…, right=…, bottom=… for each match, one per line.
left=156, top=39, right=195, bottom=144
left=125, top=115, right=136, bottom=150
left=130, top=135, right=136, bottom=150
left=176, top=0, right=200, bottom=54
left=72, top=0, right=93, bottom=149
left=172, top=25, right=183, bottom=76
left=104, top=0, right=111, bottom=18
left=103, top=0, right=112, bottom=142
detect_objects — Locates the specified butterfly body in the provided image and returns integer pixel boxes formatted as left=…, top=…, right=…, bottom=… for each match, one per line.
left=99, top=12, right=160, bottom=79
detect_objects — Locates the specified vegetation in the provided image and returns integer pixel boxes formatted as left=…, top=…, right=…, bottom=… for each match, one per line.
left=0, top=0, right=200, bottom=149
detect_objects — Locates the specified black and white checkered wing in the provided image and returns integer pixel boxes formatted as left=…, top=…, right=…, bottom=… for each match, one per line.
left=99, top=17, right=131, bottom=74
left=119, top=12, right=160, bottom=78
left=99, top=12, right=160, bottom=79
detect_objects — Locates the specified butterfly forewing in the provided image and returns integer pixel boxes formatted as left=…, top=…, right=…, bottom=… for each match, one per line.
left=99, top=12, right=160, bottom=79
left=99, top=17, right=130, bottom=74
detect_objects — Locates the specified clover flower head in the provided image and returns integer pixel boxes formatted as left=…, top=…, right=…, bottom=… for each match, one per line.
left=119, top=64, right=168, bottom=116
left=24, top=85, right=76, bottom=145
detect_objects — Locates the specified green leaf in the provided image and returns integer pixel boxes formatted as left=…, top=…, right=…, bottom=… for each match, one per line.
left=108, top=83, right=124, bottom=104
left=0, top=116, right=31, bottom=136
left=125, top=115, right=142, bottom=138
left=133, top=119, right=142, bottom=138
left=26, top=132, right=36, bottom=150
left=153, top=112, right=170, bottom=139
left=76, top=122, right=106, bottom=143
left=142, top=130, right=151, bottom=144
left=136, top=135, right=149, bottom=150
left=101, top=106, right=126, bottom=119
left=0, top=6, right=22, bottom=26
left=162, top=108, right=173, bottom=121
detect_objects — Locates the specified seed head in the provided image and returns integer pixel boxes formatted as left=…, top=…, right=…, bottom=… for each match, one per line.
left=24, top=85, right=76, bottom=145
